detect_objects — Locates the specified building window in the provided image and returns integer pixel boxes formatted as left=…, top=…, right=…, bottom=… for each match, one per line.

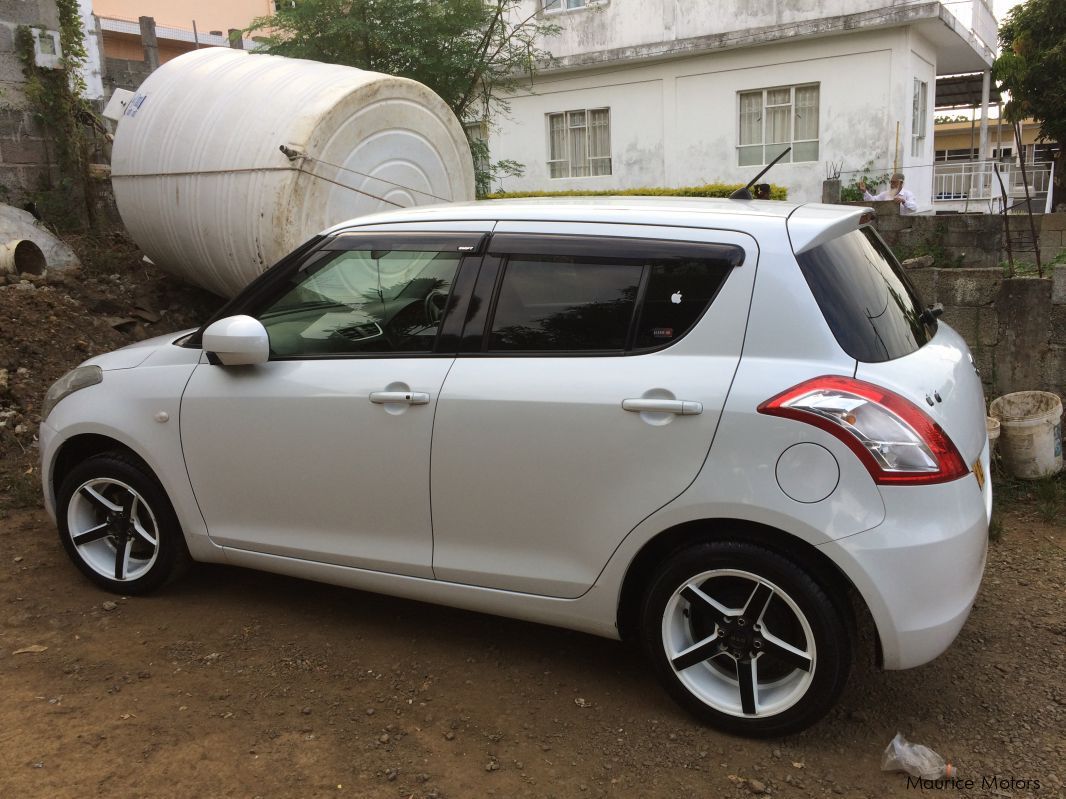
left=737, top=84, right=819, bottom=166
left=547, top=108, right=612, bottom=178
left=912, top=79, right=928, bottom=158
left=544, top=0, right=592, bottom=11
left=935, top=148, right=976, bottom=162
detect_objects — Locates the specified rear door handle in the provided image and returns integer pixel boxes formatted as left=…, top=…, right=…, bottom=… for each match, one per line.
left=622, top=399, right=703, bottom=415
left=370, top=391, right=430, bottom=405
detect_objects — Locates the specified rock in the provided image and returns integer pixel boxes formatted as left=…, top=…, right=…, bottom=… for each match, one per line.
left=902, top=254, right=935, bottom=269
left=485, top=759, right=499, bottom=772
left=444, top=731, right=455, bottom=740
left=384, top=768, right=397, bottom=781
left=574, top=697, right=592, bottom=708
left=365, top=707, right=375, bottom=716
left=301, top=706, right=311, bottom=715
left=130, top=306, right=161, bottom=324
left=14, top=644, right=48, bottom=654
left=378, top=734, right=390, bottom=744
left=748, top=778, right=767, bottom=794
left=102, top=601, right=117, bottom=611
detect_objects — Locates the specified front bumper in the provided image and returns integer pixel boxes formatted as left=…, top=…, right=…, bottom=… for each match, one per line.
left=818, top=442, right=991, bottom=670
left=39, top=420, right=59, bottom=523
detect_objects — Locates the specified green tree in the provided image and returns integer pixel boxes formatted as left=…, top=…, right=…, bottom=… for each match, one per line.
left=248, top=0, right=558, bottom=195
left=993, top=0, right=1066, bottom=204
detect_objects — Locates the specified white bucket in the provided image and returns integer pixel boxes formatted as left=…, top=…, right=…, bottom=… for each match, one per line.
left=989, top=391, right=1063, bottom=479
left=986, top=416, right=1000, bottom=457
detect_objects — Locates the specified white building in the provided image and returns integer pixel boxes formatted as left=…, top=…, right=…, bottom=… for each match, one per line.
left=488, top=1, right=998, bottom=210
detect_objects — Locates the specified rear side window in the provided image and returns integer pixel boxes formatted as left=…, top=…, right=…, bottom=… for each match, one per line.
left=485, top=236, right=742, bottom=354
left=489, top=256, right=639, bottom=351
left=796, top=228, right=934, bottom=363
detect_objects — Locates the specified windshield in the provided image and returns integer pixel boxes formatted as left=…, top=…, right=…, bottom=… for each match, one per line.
left=796, top=227, right=935, bottom=363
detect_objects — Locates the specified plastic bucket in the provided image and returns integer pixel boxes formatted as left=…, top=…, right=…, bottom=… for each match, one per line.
left=986, top=416, right=1000, bottom=456
left=989, top=391, right=1063, bottom=479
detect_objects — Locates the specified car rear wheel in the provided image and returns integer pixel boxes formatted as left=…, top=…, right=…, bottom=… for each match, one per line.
left=57, top=452, right=188, bottom=595
left=640, top=540, right=851, bottom=737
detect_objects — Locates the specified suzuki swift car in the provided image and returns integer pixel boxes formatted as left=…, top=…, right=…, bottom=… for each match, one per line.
left=40, top=198, right=990, bottom=737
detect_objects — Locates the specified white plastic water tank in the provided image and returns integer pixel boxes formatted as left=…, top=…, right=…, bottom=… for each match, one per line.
left=111, top=48, right=475, bottom=297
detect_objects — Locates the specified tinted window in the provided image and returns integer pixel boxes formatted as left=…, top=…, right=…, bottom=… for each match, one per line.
left=257, top=248, right=461, bottom=356
left=489, top=256, right=641, bottom=351
left=633, top=259, right=733, bottom=349
left=796, top=228, right=934, bottom=363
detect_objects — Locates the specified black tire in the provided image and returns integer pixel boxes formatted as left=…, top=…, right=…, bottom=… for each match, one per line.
left=639, top=540, right=851, bottom=737
left=56, top=451, right=189, bottom=595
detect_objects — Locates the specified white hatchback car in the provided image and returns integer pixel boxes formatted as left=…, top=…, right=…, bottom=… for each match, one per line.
left=40, top=198, right=990, bottom=736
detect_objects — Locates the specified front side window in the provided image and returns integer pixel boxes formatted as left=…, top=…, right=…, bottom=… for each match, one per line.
left=257, top=246, right=462, bottom=357
left=738, top=84, right=819, bottom=166
left=547, top=108, right=612, bottom=178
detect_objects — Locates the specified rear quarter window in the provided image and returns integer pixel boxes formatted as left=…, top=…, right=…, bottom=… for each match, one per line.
left=796, top=227, right=934, bottom=363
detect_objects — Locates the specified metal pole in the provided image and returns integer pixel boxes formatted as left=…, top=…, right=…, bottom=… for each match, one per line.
left=893, top=122, right=900, bottom=174
left=994, top=163, right=1014, bottom=277
left=192, top=20, right=200, bottom=49
left=1014, top=121, right=1042, bottom=276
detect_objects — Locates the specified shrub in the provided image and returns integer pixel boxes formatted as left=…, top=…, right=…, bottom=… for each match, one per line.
left=484, top=183, right=788, bottom=200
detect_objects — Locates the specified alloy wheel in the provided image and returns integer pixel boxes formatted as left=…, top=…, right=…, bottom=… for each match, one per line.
left=661, top=568, right=816, bottom=718
left=67, top=477, right=160, bottom=582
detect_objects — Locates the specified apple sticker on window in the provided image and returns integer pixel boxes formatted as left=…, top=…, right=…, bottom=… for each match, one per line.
left=671, top=291, right=683, bottom=304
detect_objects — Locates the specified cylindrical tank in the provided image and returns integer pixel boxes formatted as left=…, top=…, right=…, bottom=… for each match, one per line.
left=111, top=48, right=475, bottom=297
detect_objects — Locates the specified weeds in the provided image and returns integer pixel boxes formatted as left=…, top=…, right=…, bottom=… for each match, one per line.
left=990, top=464, right=1066, bottom=538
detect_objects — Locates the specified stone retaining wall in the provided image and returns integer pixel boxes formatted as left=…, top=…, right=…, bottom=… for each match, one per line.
left=881, top=210, right=1066, bottom=402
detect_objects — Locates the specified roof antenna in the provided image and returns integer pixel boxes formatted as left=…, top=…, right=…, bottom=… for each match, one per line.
left=729, top=146, right=792, bottom=199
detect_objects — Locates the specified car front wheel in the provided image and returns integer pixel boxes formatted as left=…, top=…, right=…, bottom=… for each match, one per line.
left=640, top=540, right=851, bottom=737
left=57, top=452, right=188, bottom=595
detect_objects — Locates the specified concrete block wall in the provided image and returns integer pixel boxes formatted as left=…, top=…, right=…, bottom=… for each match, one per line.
left=863, top=200, right=1030, bottom=269
left=894, top=211, right=1066, bottom=403
left=0, top=0, right=62, bottom=206
left=102, top=56, right=151, bottom=94
left=1040, top=212, right=1066, bottom=261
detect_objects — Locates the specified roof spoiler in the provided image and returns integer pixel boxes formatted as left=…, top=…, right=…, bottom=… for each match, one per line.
left=729, top=146, right=792, bottom=199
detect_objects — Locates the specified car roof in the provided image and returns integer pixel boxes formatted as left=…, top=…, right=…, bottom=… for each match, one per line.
left=325, top=197, right=871, bottom=253
left=326, top=197, right=865, bottom=227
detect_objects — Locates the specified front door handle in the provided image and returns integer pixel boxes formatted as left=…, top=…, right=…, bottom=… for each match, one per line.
left=622, top=398, right=703, bottom=415
left=370, top=391, right=430, bottom=405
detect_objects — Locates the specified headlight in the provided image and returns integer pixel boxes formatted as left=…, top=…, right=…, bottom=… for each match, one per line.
left=42, top=366, right=102, bottom=421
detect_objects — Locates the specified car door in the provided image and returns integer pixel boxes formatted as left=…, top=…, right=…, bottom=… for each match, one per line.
left=430, top=223, right=759, bottom=598
left=180, top=231, right=484, bottom=577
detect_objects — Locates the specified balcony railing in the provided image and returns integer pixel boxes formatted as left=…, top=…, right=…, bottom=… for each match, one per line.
left=932, top=159, right=1055, bottom=213
left=943, top=0, right=998, bottom=52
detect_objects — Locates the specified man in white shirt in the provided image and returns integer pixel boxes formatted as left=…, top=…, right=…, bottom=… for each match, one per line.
left=858, top=172, right=918, bottom=214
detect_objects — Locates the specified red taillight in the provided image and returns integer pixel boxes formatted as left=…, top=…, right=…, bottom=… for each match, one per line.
left=758, top=375, right=969, bottom=485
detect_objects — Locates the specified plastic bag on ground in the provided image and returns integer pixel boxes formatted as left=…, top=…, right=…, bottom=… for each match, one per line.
left=881, top=733, right=956, bottom=780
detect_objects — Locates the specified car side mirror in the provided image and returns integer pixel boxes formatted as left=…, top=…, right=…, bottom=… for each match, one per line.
left=202, top=315, right=270, bottom=366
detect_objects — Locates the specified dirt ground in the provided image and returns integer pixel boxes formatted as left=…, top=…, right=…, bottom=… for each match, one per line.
left=1, top=238, right=1064, bottom=798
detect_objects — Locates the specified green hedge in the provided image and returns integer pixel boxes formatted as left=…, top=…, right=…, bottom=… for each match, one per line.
left=484, top=183, right=788, bottom=201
